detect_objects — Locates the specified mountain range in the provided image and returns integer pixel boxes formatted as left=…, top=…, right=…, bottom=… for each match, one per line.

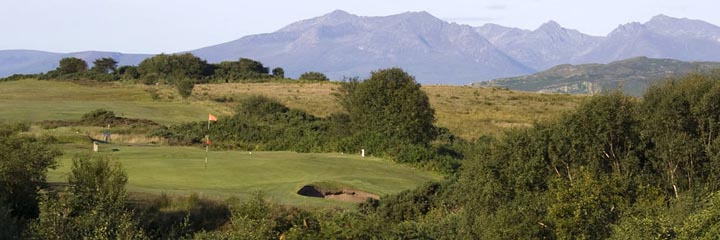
left=473, top=57, right=720, bottom=96
left=2, top=11, right=720, bottom=85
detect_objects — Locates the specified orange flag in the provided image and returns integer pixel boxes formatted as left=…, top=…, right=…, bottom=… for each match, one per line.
left=206, top=138, right=211, bottom=145
left=208, top=114, right=218, bottom=122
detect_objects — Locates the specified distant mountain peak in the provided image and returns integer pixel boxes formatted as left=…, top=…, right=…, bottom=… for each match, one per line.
left=537, top=20, right=562, bottom=31
left=326, top=9, right=352, bottom=17
left=608, top=22, right=647, bottom=37
left=390, top=11, right=443, bottom=23
left=277, top=10, right=360, bottom=33
left=319, top=9, right=358, bottom=22
left=651, top=14, right=674, bottom=21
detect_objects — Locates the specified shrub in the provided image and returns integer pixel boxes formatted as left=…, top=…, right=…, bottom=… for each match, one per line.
left=299, top=71, right=329, bottom=81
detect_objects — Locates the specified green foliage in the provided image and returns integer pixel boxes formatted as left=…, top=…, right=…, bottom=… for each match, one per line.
left=91, top=57, right=118, bottom=74
left=677, top=192, right=720, bottom=239
left=210, top=58, right=272, bottom=82
left=57, top=57, right=88, bottom=74
left=81, top=108, right=117, bottom=123
left=31, top=154, right=146, bottom=239
left=338, top=68, right=436, bottom=147
left=547, top=168, right=627, bottom=239
left=155, top=96, right=344, bottom=152
left=0, top=127, right=60, bottom=220
left=299, top=71, right=329, bottom=81
left=137, top=53, right=211, bottom=84
left=272, top=67, right=284, bottom=78
left=176, top=78, right=195, bottom=99
left=117, top=65, right=140, bottom=80
left=0, top=198, right=19, bottom=240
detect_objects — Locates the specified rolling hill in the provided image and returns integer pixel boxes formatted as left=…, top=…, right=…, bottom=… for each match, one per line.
left=473, top=57, right=720, bottom=96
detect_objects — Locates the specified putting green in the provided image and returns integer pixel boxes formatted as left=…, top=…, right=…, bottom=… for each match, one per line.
left=49, top=145, right=442, bottom=208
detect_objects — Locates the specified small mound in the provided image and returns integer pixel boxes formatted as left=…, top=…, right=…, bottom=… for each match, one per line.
left=297, top=185, right=380, bottom=203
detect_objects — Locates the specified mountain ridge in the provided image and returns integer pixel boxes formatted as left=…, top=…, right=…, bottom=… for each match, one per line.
left=2, top=11, right=720, bottom=85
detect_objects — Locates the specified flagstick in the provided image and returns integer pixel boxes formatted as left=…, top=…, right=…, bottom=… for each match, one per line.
left=205, top=120, right=210, bottom=169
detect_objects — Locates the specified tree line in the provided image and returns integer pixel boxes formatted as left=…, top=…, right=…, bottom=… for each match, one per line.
left=1, top=53, right=331, bottom=98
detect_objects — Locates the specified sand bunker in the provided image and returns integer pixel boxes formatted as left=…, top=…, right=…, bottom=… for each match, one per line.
left=297, top=185, right=380, bottom=203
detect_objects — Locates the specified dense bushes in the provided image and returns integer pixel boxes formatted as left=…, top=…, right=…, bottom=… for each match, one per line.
left=153, top=96, right=345, bottom=152
left=0, top=125, right=61, bottom=221
left=299, top=71, right=329, bottom=81
left=437, top=72, right=720, bottom=238
left=31, top=154, right=147, bottom=239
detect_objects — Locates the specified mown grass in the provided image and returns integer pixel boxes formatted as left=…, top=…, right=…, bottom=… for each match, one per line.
left=0, top=79, right=230, bottom=125
left=49, top=145, right=441, bottom=208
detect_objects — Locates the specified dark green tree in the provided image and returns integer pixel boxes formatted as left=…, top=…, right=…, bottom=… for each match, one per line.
left=547, top=168, right=626, bottom=239
left=57, top=57, right=88, bottom=74
left=237, top=58, right=269, bottom=74
left=117, top=65, right=140, bottom=80
left=272, top=67, right=285, bottom=78
left=176, top=79, right=195, bottom=99
left=31, top=154, right=146, bottom=239
left=91, top=57, right=118, bottom=74
left=211, top=58, right=271, bottom=82
left=299, top=71, right=329, bottom=81
left=0, top=126, right=60, bottom=220
left=337, top=68, right=435, bottom=147
left=137, top=53, right=211, bottom=83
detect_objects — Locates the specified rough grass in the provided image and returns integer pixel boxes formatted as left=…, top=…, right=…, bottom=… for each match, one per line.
left=49, top=145, right=441, bottom=208
left=1, top=79, right=586, bottom=140
left=195, top=82, right=586, bottom=139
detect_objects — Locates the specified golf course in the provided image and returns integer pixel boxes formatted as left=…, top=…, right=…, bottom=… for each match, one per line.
left=49, top=145, right=441, bottom=208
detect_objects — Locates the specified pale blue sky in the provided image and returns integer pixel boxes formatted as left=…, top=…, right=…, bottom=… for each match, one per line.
left=1, top=0, right=716, bottom=53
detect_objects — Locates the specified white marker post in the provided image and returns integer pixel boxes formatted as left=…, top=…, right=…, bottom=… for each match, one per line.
left=361, top=149, right=365, bottom=157
left=93, top=141, right=98, bottom=152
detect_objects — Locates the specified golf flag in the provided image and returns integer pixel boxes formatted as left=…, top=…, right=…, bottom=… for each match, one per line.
left=208, top=114, right=218, bottom=122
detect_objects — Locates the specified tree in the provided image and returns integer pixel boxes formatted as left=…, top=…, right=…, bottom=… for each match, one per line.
left=272, top=67, right=285, bottom=78
left=237, top=58, right=269, bottom=74
left=137, top=53, right=211, bottom=83
left=57, top=57, right=88, bottom=74
left=176, top=78, right=195, bottom=99
left=31, top=154, right=146, bottom=239
left=117, top=65, right=140, bottom=79
left=678, top=191, right=720, bottom=239
left=211, top=58, right=271, bottom=82
left=547, top=168, right=626, bottom=240
left=91, top=57, right=118, bottom=74
left=299, top=71, right=329, bottom=81
left=0, top=126, right=60, bottom=220
left=337, top=68, right=435, bottom=147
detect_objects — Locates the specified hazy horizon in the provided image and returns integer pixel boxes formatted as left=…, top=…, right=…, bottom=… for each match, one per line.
left=1, top=0, right=718, bottom=53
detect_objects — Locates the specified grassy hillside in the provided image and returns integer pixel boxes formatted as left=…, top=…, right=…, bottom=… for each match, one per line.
left=195, top=82, right=585, bottom=139
left=474, top=57, right=720, bottom=96
left=0, top=79, right=230, bottom=125
left=49, top=145, right=441, bottom=208
left=0, top=79, right=585, bottom=139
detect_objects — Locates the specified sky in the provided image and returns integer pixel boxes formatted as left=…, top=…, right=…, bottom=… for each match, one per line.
left=1, top=0, right=717, bottom=54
